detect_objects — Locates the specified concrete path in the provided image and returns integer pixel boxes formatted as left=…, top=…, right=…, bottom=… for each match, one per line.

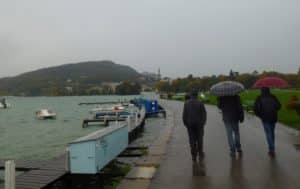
left=149, top=100, right=300, bottom=189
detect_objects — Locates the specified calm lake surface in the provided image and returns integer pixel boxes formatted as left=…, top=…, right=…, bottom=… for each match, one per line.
left=0, top=95, right=142, bottom=160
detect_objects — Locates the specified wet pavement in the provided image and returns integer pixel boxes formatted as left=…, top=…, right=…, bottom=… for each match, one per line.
left=149, top=100, right=300, bottom=189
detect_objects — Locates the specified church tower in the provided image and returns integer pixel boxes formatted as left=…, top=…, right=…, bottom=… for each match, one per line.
left=157, top=68, right=161, bottom=81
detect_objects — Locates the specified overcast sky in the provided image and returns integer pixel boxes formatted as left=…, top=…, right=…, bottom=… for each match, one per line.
left=1, top=0, right=299, bottom=78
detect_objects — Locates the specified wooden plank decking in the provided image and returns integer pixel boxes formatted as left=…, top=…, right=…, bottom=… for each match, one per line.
left=0, top=155, right=67, bottom=189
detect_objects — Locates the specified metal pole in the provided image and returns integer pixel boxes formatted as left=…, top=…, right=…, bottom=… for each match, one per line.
left=5, top=160, right=15, bottom=189
left=65, top=147, right=70, bottom=172
left=126, top=115, right=131, bottom=132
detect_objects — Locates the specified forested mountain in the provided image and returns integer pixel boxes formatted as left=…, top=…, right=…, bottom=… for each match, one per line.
left=0, top=61, right=141, bottom=96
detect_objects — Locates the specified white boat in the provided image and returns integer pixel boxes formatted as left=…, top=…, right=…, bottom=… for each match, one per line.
left=0, top=103, right=11, bottom=109
left=90, top=103, right=127, bottom=113
left=83, top=102, right=145, bottom=128
left=36, top=109, right=57, bottom=120
left=0, top=98, right=11, bottom=109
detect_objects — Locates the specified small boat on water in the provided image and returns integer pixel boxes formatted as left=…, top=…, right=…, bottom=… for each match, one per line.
left=90, top=103, right=126, bottom=114
left=0, top=103, right=11, bottom=109
left=36, top=109, right=57, bottom=120
left=0, top=98, right=11, bottom=109
left=91, top=104, right=135, bottom=120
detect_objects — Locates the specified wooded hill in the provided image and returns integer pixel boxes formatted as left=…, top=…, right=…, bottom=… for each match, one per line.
left=0, top=61, right=141, bottom=96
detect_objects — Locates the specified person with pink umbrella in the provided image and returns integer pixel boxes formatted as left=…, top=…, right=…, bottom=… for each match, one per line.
left=253, top=77, right=287, bottom=158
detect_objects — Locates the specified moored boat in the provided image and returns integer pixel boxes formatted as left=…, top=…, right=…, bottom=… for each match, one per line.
left=0, top=98, right=11, bottom=109
left=36, top=109, right=57, bottom=120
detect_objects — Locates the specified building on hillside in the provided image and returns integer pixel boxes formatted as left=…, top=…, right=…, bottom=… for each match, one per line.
left=161, top=77, right=173, bottom=84
left=101, top=82, right=120, bottom=93
left=229, top=70, right=239, bottom=80
left=141, top=72, right=159, bottom=82
left=65, top=86, right=73, bottom=93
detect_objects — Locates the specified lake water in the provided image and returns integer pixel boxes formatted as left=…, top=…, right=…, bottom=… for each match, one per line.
left=0, top=95, right=142, bottom=160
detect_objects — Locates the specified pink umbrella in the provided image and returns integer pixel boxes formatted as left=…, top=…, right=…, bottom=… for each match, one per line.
left=253, top=77, right=289, bottom=88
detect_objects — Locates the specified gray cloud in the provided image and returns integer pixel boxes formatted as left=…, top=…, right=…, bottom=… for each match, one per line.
left=0, top=0, right=299, bottom=78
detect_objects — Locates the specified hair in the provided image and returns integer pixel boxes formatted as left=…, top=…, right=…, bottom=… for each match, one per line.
left=184, top=94, right=190, bottom=101
left=190, top=89, right=198, bottom=98
left=261, top=87, right=270, bottom=96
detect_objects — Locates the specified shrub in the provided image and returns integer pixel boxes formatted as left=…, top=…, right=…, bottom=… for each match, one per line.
left=286, top=95, right=300, bottom=115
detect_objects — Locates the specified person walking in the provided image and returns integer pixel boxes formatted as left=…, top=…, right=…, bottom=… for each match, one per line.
left=254, top=87, right=281, bottom=158
left=217, top=95, right=244, bottom=157
left=182, top=90, right=207, bottom=162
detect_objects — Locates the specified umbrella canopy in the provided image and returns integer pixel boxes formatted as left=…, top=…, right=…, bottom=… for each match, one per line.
left=253, top=77, right=288, bottom=88
left=210, top=81, right=245, bottom=96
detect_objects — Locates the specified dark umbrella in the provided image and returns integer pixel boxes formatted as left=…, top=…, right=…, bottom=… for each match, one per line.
left=253, top=77, right=288, bottom=88
left=210, top=81, right=245, bottom=96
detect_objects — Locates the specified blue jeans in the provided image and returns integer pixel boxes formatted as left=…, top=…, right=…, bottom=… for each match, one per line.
left=224, top=121, right=241, bottom=152
left=262, top=122, right=276, bottom=151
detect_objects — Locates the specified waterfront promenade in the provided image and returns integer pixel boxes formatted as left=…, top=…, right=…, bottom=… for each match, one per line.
left=149, top=100, right=300, bottom=189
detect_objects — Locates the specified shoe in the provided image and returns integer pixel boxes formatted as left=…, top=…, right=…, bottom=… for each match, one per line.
left=268, top=151, right=276, bottom=158
left=198, top=152, right=205, bottom=162
left=237, top=150, right=243, bottom=157
left=230, top=151, right=236, bottom=158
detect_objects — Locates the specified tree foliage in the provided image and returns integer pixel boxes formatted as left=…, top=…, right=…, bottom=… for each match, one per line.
left=156, top=71, right=300, bottom=93
left=115, top=81, right=141, bottom=95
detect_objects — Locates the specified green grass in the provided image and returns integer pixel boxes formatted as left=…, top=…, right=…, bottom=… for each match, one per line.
left=102, top=162, right=131, bottom=189
left=171, top=89, right=300, bottom=130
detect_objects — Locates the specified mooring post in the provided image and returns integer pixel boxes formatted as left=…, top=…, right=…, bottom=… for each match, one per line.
left=135, top=112, right=138, bottom=128
left=115, top=112, right=118, bottom=124
left=5, top=160, right=15, bottom=189
left=104, top=115, right=108, bottom=126
left=126, top=115, right=131, bottom=132
left=65, top=147, right=70, bottom=172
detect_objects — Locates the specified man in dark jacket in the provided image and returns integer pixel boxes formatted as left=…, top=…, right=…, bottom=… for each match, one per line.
left=217, top=95, right=244, bottom=157
left=182, top=90, right=207, bottom=162
left=254, top=87, right=281, bottom=158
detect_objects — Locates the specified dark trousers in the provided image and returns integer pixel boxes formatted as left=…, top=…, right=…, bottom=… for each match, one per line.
left=187, top=125, right=204, bottom=158
left=262, top=122, right=276, bottom=151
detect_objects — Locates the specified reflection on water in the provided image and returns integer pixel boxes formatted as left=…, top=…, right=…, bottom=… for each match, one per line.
left=264, top=159, right=286, bottom=189
left=192, top=161, right=206, bottom=177
left=230, top=158, right=248, bottom=189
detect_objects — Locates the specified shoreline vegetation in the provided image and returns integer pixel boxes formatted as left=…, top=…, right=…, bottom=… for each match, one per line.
left=156, top=71, right=300, bottom=130
left=165, top=89, right=300, bottom=130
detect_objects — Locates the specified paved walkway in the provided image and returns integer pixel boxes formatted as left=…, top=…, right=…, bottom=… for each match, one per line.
left=149, top=100, right=300, bottom=189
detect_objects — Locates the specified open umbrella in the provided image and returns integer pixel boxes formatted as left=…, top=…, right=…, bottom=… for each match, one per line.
left=253, top=77, right=288, bottom=88
left=210, top=81, right=244, bottom=96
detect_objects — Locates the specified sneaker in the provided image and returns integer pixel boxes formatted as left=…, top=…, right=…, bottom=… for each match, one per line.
left=268, top=151, right=276, bottom=158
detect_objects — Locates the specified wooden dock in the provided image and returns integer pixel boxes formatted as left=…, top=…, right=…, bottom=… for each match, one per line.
left=0, top=125, right=146, bottom=189
left=82, top=117, right=126, bottom=127
left=0, top=145, right=146, bottom=189
left=0, top=155, right=67, bottom=189
left=78, top=101, right=128, bottom=105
